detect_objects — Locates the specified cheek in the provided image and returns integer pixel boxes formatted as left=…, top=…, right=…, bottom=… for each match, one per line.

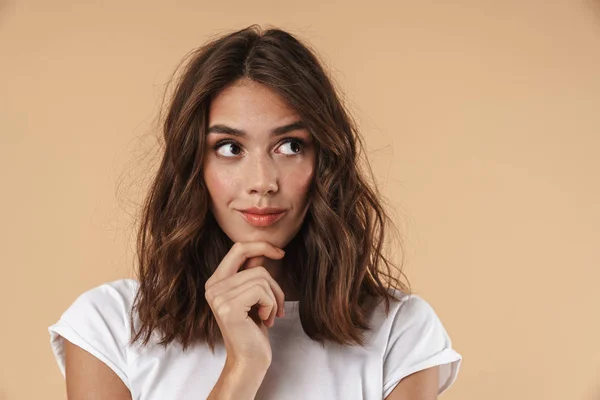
left=204, top=165, right=238, bottom=202
left=285, top=164, right=314, bottom=199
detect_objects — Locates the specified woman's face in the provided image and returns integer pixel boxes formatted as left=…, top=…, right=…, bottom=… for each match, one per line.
left=203, top=79, right=316, bottom=249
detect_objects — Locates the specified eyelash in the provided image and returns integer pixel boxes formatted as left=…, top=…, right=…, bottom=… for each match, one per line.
left=211, top=138, right=306, bottom=158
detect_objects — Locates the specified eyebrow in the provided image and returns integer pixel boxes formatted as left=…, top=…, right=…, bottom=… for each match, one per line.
left=206, top=120, right=306, bottom=137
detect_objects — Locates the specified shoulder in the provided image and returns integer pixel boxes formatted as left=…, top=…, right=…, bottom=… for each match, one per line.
left=380, top=288, right=463, bottom=397
left=75, top=278, right=139, bottom=302
left=62, top=278, right=140, bottom=335
left=381, top=288, right=454, bottom=352
left=374, top=288, right=439, bottom=332
left=59, top=278, right=139, bottom=325
left=48, top=279, right=141, bottom=388
left=386, top=288, right=440, bottom=328
left=69, top=278, right=139, bottom=310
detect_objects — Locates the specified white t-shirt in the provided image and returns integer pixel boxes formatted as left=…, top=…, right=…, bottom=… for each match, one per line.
left=48, top=279, right=462, bottom=399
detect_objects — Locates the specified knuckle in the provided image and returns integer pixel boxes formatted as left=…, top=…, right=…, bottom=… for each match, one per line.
left=261, top=278, right=272, bottom=290
left=233, top=242, right=245, bottom=255
left=210, top=293, right=224, bottom=309
left=258, top=279, right=268, bottom=291
left=214, top=299, right=231, bottom=316
left=204, top=284, right=219, bottom=302
left=261, top=284, right=275, bottom=302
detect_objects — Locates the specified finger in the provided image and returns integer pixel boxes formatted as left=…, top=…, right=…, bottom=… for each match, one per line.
left=206, top=267, right=286, bottom=320
left=242, top=255, right=267, bottom=271
left=240, top=284, right=277, bottom=326
left=206, top=241, right=285, bottom=288
left=214, top=279, right=277, bottom=325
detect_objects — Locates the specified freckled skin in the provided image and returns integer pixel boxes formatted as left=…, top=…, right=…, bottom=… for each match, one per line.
left=202, top=79, right=316, bottom=298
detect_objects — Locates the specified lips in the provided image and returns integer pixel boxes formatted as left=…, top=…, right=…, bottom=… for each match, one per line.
left=238, top=209, right=287, bottom=227
left=240, top=207, right=286, bottom=215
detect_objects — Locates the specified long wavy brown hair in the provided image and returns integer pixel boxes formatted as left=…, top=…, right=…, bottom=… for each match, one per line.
left=129, top=24, right=410, bottom=352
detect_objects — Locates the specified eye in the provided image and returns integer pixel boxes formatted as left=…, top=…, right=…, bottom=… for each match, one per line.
left=212, top=137, right=306, bottom=158
left=213, top=140, right=243, bottom=158
left=278, top=138, right=305, bottom=155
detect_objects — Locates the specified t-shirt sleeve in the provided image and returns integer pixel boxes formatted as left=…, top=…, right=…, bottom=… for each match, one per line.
left=47, top=279, right=136, bottom=391
left=382, top=294, right=462, bottom=398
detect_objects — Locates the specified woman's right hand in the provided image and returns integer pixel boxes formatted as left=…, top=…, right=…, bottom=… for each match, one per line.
left=204, top=241, right=286, bottom=368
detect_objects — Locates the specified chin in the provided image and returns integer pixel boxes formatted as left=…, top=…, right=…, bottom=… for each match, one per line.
left=218, top=225, right=284, bottom=247
left=244, top=230, right=289, bottom=248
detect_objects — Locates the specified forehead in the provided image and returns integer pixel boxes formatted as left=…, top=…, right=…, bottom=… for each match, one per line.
left=208, top=79, right=299, bottom=126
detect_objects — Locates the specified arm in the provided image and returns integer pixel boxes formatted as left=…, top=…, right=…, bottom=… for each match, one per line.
left=64, top=339, right=131, bottom=400
left=65, top=338, right=268, bottom=400
left=207, top=358, right=270, bottom=400
left=385, top=366, right=440, bottom=400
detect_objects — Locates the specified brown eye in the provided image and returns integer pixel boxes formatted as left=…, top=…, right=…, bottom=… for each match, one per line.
left=214, top=140, right=243, bottom=157
left=279, top=138, right=305, bottom=155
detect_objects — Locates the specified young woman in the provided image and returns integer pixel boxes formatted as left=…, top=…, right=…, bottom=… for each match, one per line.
left=48, top=25, right=462, bottom=399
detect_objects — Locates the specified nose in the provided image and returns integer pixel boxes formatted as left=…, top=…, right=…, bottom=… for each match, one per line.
left=245, top=153, right=279, bottom=197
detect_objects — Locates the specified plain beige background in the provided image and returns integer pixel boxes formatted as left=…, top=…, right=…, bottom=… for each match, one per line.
left=1, top=0, right=599, bottom=399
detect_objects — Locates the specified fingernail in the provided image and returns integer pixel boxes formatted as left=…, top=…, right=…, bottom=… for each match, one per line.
left=278, top=248, right=285, bottom=254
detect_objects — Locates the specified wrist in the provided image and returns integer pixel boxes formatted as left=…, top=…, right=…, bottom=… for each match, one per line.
left=207, top=358, right=269, bottom=400
left=225, top=356, right=270, bottom=378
